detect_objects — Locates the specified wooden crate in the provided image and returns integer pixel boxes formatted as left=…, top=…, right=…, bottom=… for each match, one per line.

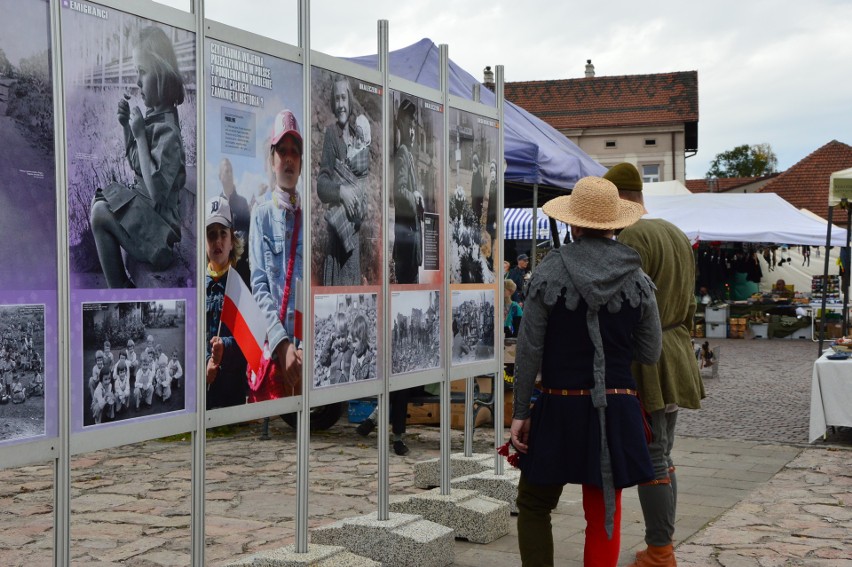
left=407, top=402, right=440, bottom=425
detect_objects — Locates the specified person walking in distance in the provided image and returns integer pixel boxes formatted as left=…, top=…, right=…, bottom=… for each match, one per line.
left=607, top=163, right=705, bottom=567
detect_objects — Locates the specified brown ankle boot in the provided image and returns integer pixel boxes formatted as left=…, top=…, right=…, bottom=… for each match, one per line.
left=627, top=544, right=676, bottom=567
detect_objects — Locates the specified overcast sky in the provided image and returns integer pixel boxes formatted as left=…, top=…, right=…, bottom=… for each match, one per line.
left=157, top=0, right=851, bottom=180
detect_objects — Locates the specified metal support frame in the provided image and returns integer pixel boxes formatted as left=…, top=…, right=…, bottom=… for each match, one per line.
left=439, top=44, right=452, bottom=494
left=493, top=65, right=505, bottom=476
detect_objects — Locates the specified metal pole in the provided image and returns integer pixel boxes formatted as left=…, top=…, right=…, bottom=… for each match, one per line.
left=531, top=184, right=538, bottom=271
left=296, top=0, right=312, bottom=552
left=818, top=206, right=834, bottom=355
left=190, top=0, right=206, bottom=564
left=439, top=44, right=452, bottom=495
left=494, top=65, right=505, bottom=476
left=844, top=206, right=851, bottom=337
left=377, top=19, right=391, bottom=521
left=50, top=1, right=71, bottom=564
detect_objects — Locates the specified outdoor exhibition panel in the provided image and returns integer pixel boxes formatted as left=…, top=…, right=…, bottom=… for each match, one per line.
left=0, top=0, right=59, bottom=469
left=1, top=0, right=511, bottom=564
left=809, top=351, right=852, bottom=442
left=59, top=0, right=201, bottom=454
left=202, top=20, right=305, bottom=428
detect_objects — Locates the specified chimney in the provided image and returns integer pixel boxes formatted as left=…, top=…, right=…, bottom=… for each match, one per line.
left=483, top=66, right=495, bottom=91
left=585, top=59, right=595, bottom=78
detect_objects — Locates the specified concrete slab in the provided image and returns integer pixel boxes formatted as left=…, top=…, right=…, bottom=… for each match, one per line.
left=226, top=543, right=379, bottom=566
left=413, top=453, right=493, bottom=489
left=390, top=488, right=510, bottom=544
left=450, top=468, right=521, bottom=514
left=311, top=512, right=454, bottom=567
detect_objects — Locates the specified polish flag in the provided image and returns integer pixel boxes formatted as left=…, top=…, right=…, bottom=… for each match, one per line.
left=221, top=268, right=267, bottom=375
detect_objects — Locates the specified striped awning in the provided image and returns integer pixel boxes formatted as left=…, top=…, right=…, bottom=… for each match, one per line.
left=503, top=208, right=568, bottom=240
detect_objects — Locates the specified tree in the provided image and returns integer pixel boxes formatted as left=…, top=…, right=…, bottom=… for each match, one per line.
left=706, top=143, right=779, bottom=178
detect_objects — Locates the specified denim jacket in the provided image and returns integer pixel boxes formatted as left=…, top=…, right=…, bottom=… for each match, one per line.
left=249, top=199, right=303, bottom=353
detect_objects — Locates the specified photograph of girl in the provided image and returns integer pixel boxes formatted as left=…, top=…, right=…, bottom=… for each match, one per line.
left=61, top=8, right=196, bottom=289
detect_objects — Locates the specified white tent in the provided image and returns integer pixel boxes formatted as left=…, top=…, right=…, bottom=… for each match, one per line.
left=643, top=193, right=848, bottom=246
left=503, top=208, right=568, bottom=240
left=642, top=180, right=691, bottom=196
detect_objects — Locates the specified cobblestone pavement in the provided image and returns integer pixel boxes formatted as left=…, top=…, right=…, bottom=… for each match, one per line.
left=0, top=337, right=849, bottom=566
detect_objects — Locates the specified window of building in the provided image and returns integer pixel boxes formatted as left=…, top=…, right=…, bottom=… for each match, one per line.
left=644, top=138, right=656, bottom=146
left=605, top=140, right=616, bottom=149
left=642, top=164, right=660, bottom=183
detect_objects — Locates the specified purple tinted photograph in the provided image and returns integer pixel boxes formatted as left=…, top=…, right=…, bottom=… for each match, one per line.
left=0, top=304, right=46, bottom=443
left=61, top=3, right=197, bottom=290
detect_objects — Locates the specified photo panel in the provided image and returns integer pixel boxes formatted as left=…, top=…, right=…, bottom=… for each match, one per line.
left=310, top=67, right=383, bottom=288
left=0, top=0, right=59, bottom=451
left=0, top=304, right=47, bottom=443
left=448, top=108, right=500, bottom=284
left=203, top=36, right=304, bottom=411
left=0, top=0, right=56, bottom=291
left=389, top=89, right=445, bottom=285
left=391, top=290, right=441, bottom=375
left=313, top=292, right=379, bottom=388
left=78, top=300, right=187, bottom=428
left=60, top=2, right=197, bottom=290
left=450, top=288, right=496, bottom=365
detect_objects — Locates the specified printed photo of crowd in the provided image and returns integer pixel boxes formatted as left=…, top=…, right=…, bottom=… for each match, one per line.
left=391, top=290, right=440, bottom=375
left=313, top=293, right=378, bottom=388
left=448, top=108, right=499, bottom=285
left=0, top=304, right=45, bottom=442
left=81, top=300, right=186, bottom=427
left=451, top=289, right=495, bottom=364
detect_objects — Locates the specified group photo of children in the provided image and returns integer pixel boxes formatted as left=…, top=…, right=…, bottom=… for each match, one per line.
left=448, top=108, right=499, bottom=285
left=0, top=304, right=46, bottom=443
left=313, top=293, right=379, bottom=388
left=81, top=300, right=186, bottom=427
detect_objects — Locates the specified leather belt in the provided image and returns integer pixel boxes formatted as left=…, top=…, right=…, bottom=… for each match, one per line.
left=541, top=387, right=637, bottom=397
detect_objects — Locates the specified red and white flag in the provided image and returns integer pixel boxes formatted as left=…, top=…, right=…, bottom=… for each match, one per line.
left=221, top=268, right=267, bottom=376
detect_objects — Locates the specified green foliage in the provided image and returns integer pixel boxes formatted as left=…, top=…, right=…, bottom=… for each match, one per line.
left=707, top=143, right=779, bottom=178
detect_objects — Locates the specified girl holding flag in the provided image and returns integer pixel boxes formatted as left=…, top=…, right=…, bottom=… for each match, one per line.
left=205, top=197, right=249, bottom=408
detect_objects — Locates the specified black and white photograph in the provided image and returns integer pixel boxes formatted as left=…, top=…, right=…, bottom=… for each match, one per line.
left=389, top=90, right=444, bottom=285
left=61, top=5, right=197, bottom=290
left=451, top=289, right=495, bottom=364
left=0, top=304, right=45, bottom=443
left=448, top=108, right=500, bottom=284
left=310, top=67, right=383, bottom=288
left=80, top=300, right=186, bottom=427
left=391, top=290, right=441, bottom=375
left=313, top=292, right=378, bottom=388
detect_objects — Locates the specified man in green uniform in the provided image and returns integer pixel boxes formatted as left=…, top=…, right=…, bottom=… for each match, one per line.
left=607, top=163, right=705, bottom=567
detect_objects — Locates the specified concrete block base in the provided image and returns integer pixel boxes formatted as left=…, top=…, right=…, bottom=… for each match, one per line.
left=451, top=468, right=521, bottom=514
left=413, top=452, right=493, bottom=489
left=390, top=488, right=510, bottom=544
left=226, top=543, right=379, bottom=566
left=311, top=512, right=454, bottom=567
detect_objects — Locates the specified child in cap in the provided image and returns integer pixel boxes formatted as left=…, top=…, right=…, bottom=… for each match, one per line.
left=154, top=355, right=171, bottom=402
left=90, top=350, right=105, bottom=398
left=205, top=195, right=249, bottom=408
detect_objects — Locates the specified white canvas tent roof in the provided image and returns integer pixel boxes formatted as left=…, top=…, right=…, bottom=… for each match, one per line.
left=644, top=193, right=848, bottom=246
left=642, top=180, right=691, bottom=196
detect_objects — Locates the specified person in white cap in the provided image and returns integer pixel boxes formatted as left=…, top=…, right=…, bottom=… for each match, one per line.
left=205, top=195, right=249, bottom=408
left=249, top=109, right=304, bottom=395
left=510, top=176, right=662, bottom=567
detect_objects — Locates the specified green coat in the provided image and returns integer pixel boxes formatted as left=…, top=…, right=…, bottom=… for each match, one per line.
left=618, top=218, right=704, bottom=412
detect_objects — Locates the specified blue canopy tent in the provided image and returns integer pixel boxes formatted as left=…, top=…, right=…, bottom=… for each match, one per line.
left=347, top=38, right=605, bottom=209
left=504, top=208, right=568, bottom=241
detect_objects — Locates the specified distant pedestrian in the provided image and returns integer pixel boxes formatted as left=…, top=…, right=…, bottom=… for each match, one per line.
left=802, top=245, right=811, bottom=266
left=507, top=253, right=530, bottom=303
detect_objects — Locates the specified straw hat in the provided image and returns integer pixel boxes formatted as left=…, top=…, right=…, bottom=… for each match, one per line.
left=542, top=176, right=644, bottom=230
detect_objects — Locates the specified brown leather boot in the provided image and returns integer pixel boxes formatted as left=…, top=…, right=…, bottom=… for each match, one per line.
left=627, top=544, right=676, bottom=567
